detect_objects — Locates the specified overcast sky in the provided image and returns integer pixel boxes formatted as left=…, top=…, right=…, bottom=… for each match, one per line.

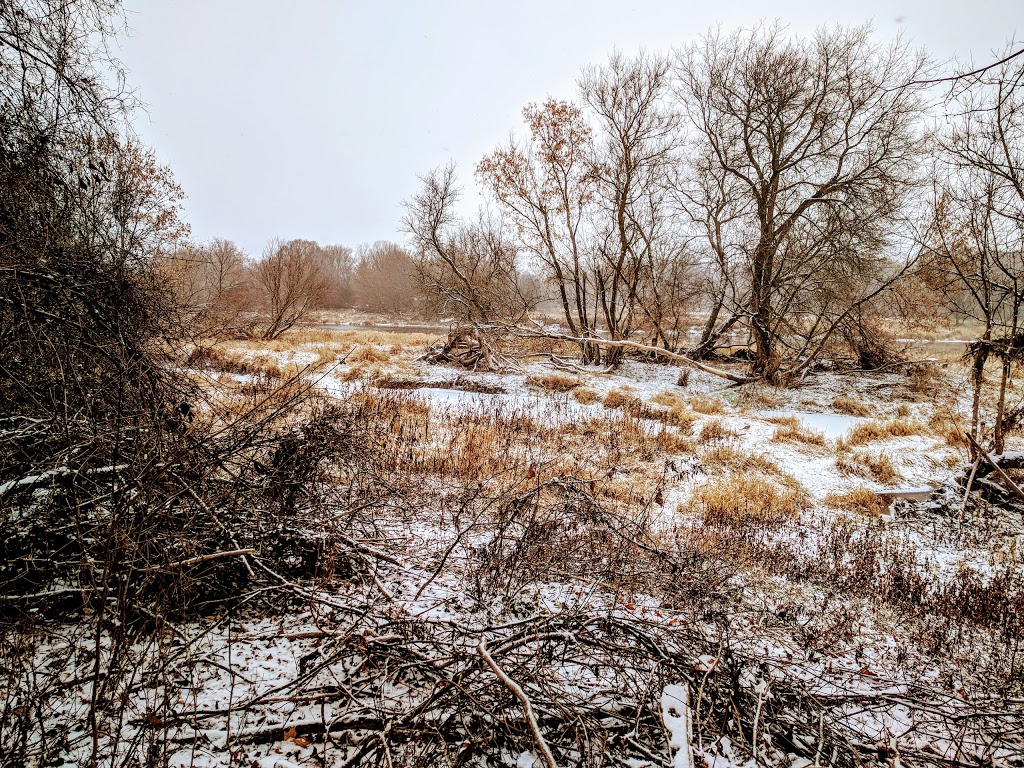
left=116, top=0, right=1021, bottom=257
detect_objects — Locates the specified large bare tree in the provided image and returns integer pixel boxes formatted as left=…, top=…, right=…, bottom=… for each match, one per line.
left=675, top=24, right=930, bottom=380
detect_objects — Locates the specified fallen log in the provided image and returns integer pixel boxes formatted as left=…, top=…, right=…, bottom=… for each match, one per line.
left=516, top=327, right=753, bottom=384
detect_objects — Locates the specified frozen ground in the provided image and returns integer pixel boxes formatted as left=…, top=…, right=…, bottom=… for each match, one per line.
left=17, top=342, right=1022, bottom=767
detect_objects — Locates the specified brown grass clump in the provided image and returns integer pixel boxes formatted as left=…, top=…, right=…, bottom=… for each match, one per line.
left=839, top=417, right=923, bottom=447
left=690, top=474, right=808, bottom=529
left=700, top=445, right=780, bottom=476
left=572, top=387, right=601, bottom=405
left=824, top=487, right=890, bottom=517
left=831, top=395, right=871, bottom=417
left=525, top=372, right=579, bottom=393
left=835, top=450, right=902, bottom=484
left=651, top=391, right=684, bottom=409
left=769, top=416, right=826, bottom=447
left=350, top=344, right=390, bottom=363
left=687, top=394, right=726, bottom=415
left=738, top=386, right=784, bottom=410
left=698, top=418, right=737, bottom=444
left=603, top=387, right=639, bottom=410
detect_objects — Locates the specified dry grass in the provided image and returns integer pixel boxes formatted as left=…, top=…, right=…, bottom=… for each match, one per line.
left=651, top=391, right=684, bottom=409
left=572, top=387, right=601, bottom=405
left=824, top=487, right=890, bottom=517
left=689, top=474, right=809, bottom=529
left=603, top=387, right=639, bottom=410
left=350, top=344, right=391, bottom=363
left=835, top=450, right=902, bottom=484
left=687, top=394, right=727, bottom=415
left=831, top=395, right=871, bottom=417
left=525, top=372, right=580, bottom=393
left=838, top=417, right=924, bottom=448
left=769, top=416, right=827, bottom=446
left=699, top=445, right=781, bottom=476
left=698, top=418, right=738, bottom=444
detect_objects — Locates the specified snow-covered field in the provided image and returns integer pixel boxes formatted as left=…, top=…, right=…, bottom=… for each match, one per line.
left=10, top=330, right=1024, bottom=767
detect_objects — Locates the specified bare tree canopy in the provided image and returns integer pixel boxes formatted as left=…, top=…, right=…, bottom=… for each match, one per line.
left=675, top=23, right=931, bottom=380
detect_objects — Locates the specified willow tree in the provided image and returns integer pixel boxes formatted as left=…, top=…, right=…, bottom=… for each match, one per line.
left=675, top=24, right=929, bottom=380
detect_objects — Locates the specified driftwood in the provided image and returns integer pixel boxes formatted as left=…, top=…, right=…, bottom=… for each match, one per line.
left=420, top=327, right=507, bottom=371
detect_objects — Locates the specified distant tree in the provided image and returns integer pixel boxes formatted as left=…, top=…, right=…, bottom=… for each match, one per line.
left=319, top=243, right=355, bottom=308
left=351, top=240, right=420, bottom=315
left=253, top=238, right=329, bottom=339
left=165, top=238, right=256, bottom=338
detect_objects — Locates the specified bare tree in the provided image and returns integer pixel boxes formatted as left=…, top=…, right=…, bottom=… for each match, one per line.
left=351, top=240, right=420, bottom=315
left=405, top=166, right=528, bottom=326
left=580, top=51, right=681, bottom=364
left=921, top=43, right=1024, bottom=453
left=478, top=99, right=604, bottom=362
left=253, top=238, right=329, bottom=339
left=675, top=24, right=930, bottom=380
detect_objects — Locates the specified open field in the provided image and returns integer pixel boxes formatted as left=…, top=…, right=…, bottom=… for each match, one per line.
left=78, top=323, right=1018, bottom=767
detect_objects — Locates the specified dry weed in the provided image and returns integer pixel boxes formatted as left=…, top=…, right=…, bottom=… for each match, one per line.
left=831, top=395, right=871, bottom=417
left=689, top=474, right=809, bottom=529
left=525, top=372, right=579, bottom=392
left=825, top=487, right=890, bottom=516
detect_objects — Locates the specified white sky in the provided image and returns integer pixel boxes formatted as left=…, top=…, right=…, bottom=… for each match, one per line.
left=117, top=0, right=1021, bottom=257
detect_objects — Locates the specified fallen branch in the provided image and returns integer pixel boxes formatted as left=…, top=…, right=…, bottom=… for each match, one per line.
left=518, top=326, right=751, bottom=384
left=966, top=432, right=1024, bottom=502
left=477, top=637, right=560, bottom=768
left=164, top=549, right=257, bottom=569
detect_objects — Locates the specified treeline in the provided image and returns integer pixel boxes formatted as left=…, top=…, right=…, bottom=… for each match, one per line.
left=163, top=239, right=422, bottom=338
left=404, top=26, right=1024, bottom=386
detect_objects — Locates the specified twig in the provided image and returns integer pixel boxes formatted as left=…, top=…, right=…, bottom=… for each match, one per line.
left=164, top=549, right=256, bottom=569
left=477, top=638, right=560, bottom=768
